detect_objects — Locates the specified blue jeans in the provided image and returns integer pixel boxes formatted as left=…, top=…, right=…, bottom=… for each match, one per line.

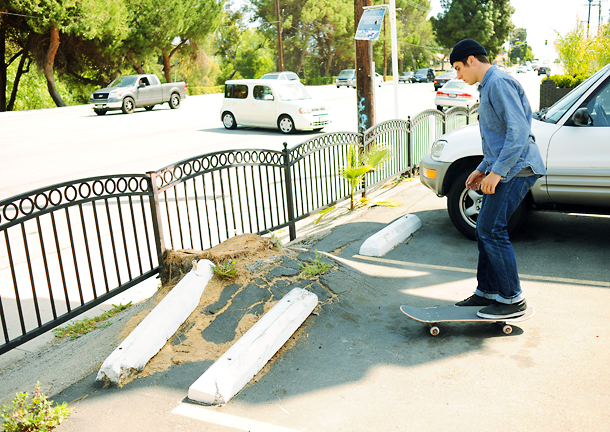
left=474, top=176, right=537, bottom=304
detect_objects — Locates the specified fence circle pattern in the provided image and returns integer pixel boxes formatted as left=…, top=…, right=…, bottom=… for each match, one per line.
left=0, top=175, right=151, bottom=226
left=154, top=149, right=284, bottom=189
left=290, top=132, right=361, bottom=161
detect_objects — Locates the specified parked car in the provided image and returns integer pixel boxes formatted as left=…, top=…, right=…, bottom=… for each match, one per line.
left=537, top=66, right=552, bottom=75
left=90, top=74, right=187, bottom=115
left=399, top=71, right=414, bottom=83
left=261, top=71, right=300, bottom=81
left=335, top=69, right=383, bottom=88
left=220, top=79, right=331, bottom=134
left=517, top=66, right=528, bottom=73
left=412, top=68, right=436, bottom=83
left=433, top=70, right=457, bottom=91
left=419, top=62, right=610, bottom=239
left=434, top=79, right=479, bottom=110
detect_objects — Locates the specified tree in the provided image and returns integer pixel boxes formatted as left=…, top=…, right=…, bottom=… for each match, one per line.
left=555, top=20, right=610, bottom=77
left=430, top=0, right=515, bottom=61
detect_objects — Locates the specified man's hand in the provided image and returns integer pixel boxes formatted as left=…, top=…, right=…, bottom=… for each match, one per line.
left=465, top=170, right=485, bottom=191
left=480, top=172, right=501, bottom=194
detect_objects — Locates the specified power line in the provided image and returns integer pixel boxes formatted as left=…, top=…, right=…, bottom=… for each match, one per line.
left=0, top=11, right=43, bottom=19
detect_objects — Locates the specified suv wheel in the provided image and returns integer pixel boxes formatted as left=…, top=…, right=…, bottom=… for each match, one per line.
left=447, top=170, right=528, bottom=240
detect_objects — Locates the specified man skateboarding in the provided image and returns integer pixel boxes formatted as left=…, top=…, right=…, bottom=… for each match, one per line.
left=449, top=39, right=546, bottom=319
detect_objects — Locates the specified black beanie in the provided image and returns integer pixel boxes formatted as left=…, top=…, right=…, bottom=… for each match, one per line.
left=450, top=39, right=487, bottom=65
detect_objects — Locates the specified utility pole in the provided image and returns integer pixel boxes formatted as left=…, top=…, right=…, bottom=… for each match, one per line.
left=355, top=0, right=374, bottom=134
left=383, top=15, right=387, bottom=80
left=275, top=0, right=284, bottom=71
left=587, top=0, right=593, bottom=37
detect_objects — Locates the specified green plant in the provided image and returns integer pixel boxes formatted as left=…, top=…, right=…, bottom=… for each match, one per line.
left=545, top=74, right=587, bottom=88
left=52, top=302, right=132, bottom=340
left=1, top=383, right=70, bottom=431
left=340, top=144, right=392, bottom=210
left=298, top=251, right=331, bottom=279
left=213, top=260, right=238, bottom=278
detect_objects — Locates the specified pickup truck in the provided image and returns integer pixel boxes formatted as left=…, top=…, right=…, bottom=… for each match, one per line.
left=419, top=62, right=610, bottom=239
left=90, top=74, right=187, bottom=115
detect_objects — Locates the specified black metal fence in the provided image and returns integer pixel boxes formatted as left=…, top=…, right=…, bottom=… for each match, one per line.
left=0, top=105, right=478, bottom=355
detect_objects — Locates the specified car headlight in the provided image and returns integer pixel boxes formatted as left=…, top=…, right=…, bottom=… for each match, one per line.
left=431, top=139, right=447, bottom=159
left=299, top=107, right=312, bottom=114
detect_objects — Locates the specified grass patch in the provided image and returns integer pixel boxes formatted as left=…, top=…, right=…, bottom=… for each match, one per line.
left=52, top=302, right=132, bottom=340
left=1, top=382, right=70, bottom=431
left=213, top=260, right=238, bottom=278
left=298, top=251, right=331, bottom=279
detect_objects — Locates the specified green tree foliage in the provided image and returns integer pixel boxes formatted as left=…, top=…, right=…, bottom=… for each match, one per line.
left=394, top=0, right=438, bottom=72
left=214, top=5, right=274, bottom=82
left=249, top=0, right=354, bottom=78
left=508, top=29, right=533, bottom=64
left=430, top=0, right=515, bottom=61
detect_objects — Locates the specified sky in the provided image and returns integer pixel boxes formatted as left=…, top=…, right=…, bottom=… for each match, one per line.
left=428, top=0, right=609, bottom=63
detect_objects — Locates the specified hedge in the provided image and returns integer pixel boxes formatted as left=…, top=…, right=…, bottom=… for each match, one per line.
left=543, top=74, right=588, bottom=88
left=187, top=85, right=224, bottom=96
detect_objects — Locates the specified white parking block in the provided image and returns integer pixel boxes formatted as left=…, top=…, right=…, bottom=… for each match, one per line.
left=359, top=214, right=422, bottom=257
left=188, top=288, right=318, bottom=405
left=96, top=260, right=215, bottom=385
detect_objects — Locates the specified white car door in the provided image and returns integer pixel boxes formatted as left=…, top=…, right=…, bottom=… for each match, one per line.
left=249, top=84, right=276, bottom=127
left=545, top=77, right=610, bottom=207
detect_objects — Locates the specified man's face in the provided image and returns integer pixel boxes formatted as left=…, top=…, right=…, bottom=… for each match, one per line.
left=454, top=58, right=476, bottom=85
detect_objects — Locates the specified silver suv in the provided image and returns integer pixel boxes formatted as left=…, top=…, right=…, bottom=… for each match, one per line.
left=419, top=62, right=610, bottom=239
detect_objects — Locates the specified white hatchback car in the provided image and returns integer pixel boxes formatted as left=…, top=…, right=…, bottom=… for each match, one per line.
left=220, top=79, right=331, bottom=134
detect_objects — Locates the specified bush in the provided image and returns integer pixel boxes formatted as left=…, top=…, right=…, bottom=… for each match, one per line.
left=302, top=76, right=336, bottom=85
left=1, top=383, right=70, bottom=432
left=544, top=74, right=588, bottom=88
left=187, top=85, right=224, bottom=96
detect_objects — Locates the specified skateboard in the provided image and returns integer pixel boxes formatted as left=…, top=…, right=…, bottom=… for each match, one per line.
left=399, top=305, right=535, bottom=336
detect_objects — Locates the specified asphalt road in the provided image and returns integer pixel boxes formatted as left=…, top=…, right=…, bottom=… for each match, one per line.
left=0, top=70, right=546, bottom=201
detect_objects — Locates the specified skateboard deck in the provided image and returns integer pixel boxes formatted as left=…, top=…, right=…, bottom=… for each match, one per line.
left=400, top=305, right=535, bottom=336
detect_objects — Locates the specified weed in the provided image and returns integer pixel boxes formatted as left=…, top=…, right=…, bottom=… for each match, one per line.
left=52, top=302, right=132, bottom=340
left=1, top=382, right=70, bottom=432
left=213, top=260, right=238, bottom=278
left=298, top=251, right=331, bottom=279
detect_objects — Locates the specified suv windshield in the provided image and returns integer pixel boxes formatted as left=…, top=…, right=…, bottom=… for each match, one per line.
left=277, top=84, right=311, bottom=101
left=416, top=69, right=428, bottom=75
left=542, top=64, right=610, bottom=123
left=338, top=70, right=355, bottom=77
left=108, top=76, right=138, bottom=88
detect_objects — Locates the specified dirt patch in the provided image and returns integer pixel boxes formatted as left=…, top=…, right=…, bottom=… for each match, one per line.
left=115, top=234, right=335, bottom=387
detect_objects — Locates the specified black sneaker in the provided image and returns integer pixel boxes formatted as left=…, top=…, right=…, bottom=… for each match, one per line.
left=455, top=294, right=495, bottom=307
left=477, top=300, right=527, bottom=319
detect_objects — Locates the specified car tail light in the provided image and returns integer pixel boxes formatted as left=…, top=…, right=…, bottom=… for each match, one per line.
left=184, top=83, right=188, bottom=92
left=436, top=92, right=449, bottom=96
left=457, top=93, right=473, bottom=98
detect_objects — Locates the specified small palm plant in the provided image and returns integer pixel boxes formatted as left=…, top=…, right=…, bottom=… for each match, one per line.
left=340, top=143, right=392, bottom=210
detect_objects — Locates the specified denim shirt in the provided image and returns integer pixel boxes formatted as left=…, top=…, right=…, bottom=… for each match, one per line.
left=476, top=66, right=546, bottom=181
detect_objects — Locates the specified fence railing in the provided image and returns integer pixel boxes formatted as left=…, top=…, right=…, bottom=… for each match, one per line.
left=0, top=105, right=478, bottom=355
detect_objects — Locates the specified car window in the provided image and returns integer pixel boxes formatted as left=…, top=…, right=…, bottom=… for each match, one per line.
left=585, top=78, right=610, bottom=126
left=149, top=75, right=160, bottom=85
left=139, top=77, right=150, bottom=86
left=543, top=67, right=608, bottom=123
left=108, top=76, right=137, bottom=87
left=225, top=84, right=248, bottom=99
left=338, top=70, right=355, bottom=77
left=416, top=69, right=427, bottom=74
left=277, top=83, right=311, bottom=101
left=253, top=85, right=274, bottom=100
left=286, top=72, right=299, bottom=80
left=443, top=81, right=468, bottom=90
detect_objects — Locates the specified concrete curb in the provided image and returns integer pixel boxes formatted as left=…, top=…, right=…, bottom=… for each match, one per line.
left=359, top=214, right=422, bottom=256
left=96, top=259, right=215, bottom=385
left=188, top=287, right=318, bottom=405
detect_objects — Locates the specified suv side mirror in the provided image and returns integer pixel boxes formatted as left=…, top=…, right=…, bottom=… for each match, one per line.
left=264, top=94, right=274, bottom=101
left=572, top=107, right=590, bottom=126
left=138, top=83, right=146, bottom=89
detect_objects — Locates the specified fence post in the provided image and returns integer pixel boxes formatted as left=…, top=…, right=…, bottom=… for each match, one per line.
left=466, top=105, right=470, bottom=125
left=282, top=143, right=297, bottom=241
left=147, top=171, right=166, bottom=261
left=407, top=116, right=412, bottom=170
left=360, top=132, right=367, bottom=199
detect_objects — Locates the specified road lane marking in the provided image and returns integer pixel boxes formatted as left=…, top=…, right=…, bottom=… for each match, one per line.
left=172, top=403, right=304, bottom=432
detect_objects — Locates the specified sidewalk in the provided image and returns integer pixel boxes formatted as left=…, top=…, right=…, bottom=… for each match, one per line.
left=3, top=178, right=610, bottom=432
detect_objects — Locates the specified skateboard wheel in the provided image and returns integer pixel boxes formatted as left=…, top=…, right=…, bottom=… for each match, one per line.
left=430, top=326, right=440, bottom=336
left=502, top=325, right=513, bottom=335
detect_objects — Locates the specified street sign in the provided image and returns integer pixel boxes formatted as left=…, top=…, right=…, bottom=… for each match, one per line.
left=355, top=8, right=386, bottom=41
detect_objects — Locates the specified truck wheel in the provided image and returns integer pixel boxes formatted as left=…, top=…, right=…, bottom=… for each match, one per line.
left=447, top=170, right=529, bottom=240
left=278, top=115, right=295, bottom=134
left=94, top=109, right=107, bottom=116
left=169, top=93, right=181, bottom=109
left=144, top=105, right=154, bottom=111
left=121, top=97, right=135, bottom=114
left=222, top=112, right=237, bottom=130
